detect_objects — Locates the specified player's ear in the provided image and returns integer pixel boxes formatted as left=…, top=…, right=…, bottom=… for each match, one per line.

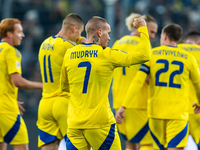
left=97, top=29, right=102, bottom=38
left=7, top=31, right=13, bottom=38
left=71, top=26, right=78, bottom=33
left=164, top=33, right=167, bottom=40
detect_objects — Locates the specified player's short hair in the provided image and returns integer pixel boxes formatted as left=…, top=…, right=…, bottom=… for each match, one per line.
left=185, top=31, right=200, bottom=42
left=0, top=18, right=21, bottom=38
left=85, top=16, right=109, bottom=36
left=63, top=13, right=84, bottom=30
left=162, top=24, right=182, bottom=42
left=126, top=13, right=156, bottom=31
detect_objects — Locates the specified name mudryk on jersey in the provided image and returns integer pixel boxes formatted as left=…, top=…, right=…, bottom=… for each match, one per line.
left=153, top=50, right=188, bottom=59
left=70, top=50, right=98, bottom=59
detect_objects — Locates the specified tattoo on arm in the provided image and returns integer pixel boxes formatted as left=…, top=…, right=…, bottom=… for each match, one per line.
left=93, top=36, right=99, bottom=43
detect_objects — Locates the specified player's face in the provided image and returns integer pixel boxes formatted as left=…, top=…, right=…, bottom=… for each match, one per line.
left=100, top=23, right=111, bottom=49
left=74, top=25, right=84, bottom=42
left=12, top=24, right=25, bottom=46
left=147, top=22, right=158, bottom=39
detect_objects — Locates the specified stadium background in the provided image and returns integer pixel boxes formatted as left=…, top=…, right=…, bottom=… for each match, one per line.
left=0, top=0, right=199, bottom=149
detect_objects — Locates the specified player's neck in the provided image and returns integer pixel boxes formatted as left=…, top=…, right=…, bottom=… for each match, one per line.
left=1, top=38, right=13, bottom=46
left=164, top=40, right=177, bottom=47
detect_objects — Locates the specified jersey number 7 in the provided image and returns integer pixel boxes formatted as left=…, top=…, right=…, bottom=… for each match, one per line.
left=78, top=61, right=91, bottom=93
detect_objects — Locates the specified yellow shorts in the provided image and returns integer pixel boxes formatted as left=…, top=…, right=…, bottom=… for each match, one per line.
left=0, top=113, right=28, bottom=145
left=189, top=113, right=200, bottom=149
left=116, top=108, right=152, bottom=145
left=37, top=96, right=69, bottom=148
left=67, top=124, right=121, bottom=150
left=149, top=118, right=189, bottom=149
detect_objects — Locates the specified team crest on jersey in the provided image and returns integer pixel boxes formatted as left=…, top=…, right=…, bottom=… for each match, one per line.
left=0, top=48, right=2, bottom=52
left=16, top=61, right=21, bottom=69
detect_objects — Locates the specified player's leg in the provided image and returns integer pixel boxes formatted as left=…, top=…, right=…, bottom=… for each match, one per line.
left=37, top=98, right=63, bottom=150
left=67, top=128, right=90, bottom=150
left=53, top=96, right=69, bottom=149
left=13, top=144, right=28, bottom=150
left=0, top=142, right=7, bottom=150
left=125, top=109, right=153, bottom=150
left=189, top=113, right=200, bottom=150
left=149, top=118, right=165, bottom=150
left=85, top=123, right=121, bottom=150
left=166, top=119, right=189, bottom=150
left=0, top=114, right=29, bottom=150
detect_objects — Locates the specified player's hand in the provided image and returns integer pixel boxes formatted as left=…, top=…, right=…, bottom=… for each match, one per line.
left=133, top=17, right=147, bottom=29
left=193, top=101, right=200, bottom=114
left=115, top=106, right=125, bottom=124
left=17, top=101, right=25, bottom=115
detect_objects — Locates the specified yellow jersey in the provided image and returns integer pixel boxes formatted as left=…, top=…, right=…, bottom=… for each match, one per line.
left=0, top=42, right=22, bottom=114
left=178, top=43, right=200, bottom=114
left=60, top=26, right=151, bottom=129
left=112, top=35, right=148, bottom=109
left=38, top=36, right=76, bottom=98
left=123, top=45, right=200, bottom=120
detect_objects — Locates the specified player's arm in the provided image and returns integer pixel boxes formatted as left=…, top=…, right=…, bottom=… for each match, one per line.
left=189, top=56, right=200, bottom=113
left=115, top=63, right=149, bottom=124
left=110, top=18, right=150, bottom=67
left=129, top=17, right=151, bottom=64
left=60, top=58, right=70, bottom=92
left=11, top=73, right=43, bottom=90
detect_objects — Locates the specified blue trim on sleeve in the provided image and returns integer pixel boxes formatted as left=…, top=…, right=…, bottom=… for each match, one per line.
left=130, top=122, right=149, bottom=143
left=99, top=124, right=115, bottom=150
left=38, top=129, right=57, bottom=144
left=139, top=64, right=150, bottom=74
left=149, top=129, right=165, bottom=150
left=4, top=115, right=21, bottom=143
left=66, top=137, right=78, bottom=150
left=167, top=122, right=188, bottom=147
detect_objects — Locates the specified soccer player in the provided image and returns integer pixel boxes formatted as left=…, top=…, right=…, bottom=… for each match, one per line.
left=60, top=16, right=151, bottom=150
left=0, top=18, right=43, bottom=150
left=178, top=31, right=200, bottom=150
left=37, top=13, right=84, bottom=150
left=116, top=24, right=200, bottom=150
left=112, top=13, right=157, bottom=150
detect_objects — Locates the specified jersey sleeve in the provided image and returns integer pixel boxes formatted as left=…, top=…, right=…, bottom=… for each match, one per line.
left=122, top=63, right=150, bottom=108
left=6, top=48, right=22, bottom=75
left=109, top=26, right=151, bottom=67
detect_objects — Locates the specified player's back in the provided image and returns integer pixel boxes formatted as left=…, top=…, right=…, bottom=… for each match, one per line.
left=178, top=43, right=200, bottom=114
left=148, top=45, right=199, bottom=120
left=112, top=35, right=148, bottom=109
left=62, top=43, right=138, bottom=128
left=38, top=36, right=76, bottom=98
left=0, top=42, right=21, bottom=113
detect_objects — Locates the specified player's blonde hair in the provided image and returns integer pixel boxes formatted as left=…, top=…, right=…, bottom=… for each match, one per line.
left=62, top=13, right=84, bottom=30
left=125, top=13, right=156, bottom=31
left=0, top=18, right=21, bottom=38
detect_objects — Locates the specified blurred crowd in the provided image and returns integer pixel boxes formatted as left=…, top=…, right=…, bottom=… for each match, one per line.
left=1, top=0, right=200, bottom=115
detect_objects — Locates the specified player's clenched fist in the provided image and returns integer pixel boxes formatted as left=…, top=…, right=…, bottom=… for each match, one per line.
left=133, top=17, right=147, bottom=29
